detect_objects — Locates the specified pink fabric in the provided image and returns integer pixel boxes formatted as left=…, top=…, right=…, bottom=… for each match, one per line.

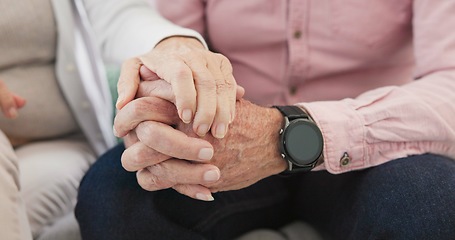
left=156, top=0, right=455, bottom=174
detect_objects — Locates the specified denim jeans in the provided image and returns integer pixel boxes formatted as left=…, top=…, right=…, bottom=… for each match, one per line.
left=76, top=143, right=455, bottom=240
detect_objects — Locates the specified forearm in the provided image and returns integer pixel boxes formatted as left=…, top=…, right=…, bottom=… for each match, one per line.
left=301, top=70, right=455, bottom=174
left=82, top=0, right=206, bottom=63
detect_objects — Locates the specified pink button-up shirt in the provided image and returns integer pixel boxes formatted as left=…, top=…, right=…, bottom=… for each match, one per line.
left=157, top=0, right=455, bottom=174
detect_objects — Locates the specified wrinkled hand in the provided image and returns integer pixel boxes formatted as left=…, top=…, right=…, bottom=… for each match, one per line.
left=116, top=36, right=243, bottom=139
left=115, top=82, right=287, bottom=199
left=115, top=96, right=222, bottom=201
left=0, top=80, right=26, bottom=119
left=115, top=78, right=222, bottom=201
left=177, top=99, right=287, bottom=192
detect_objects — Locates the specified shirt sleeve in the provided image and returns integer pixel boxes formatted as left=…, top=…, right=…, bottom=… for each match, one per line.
left=299, top=0, right=455, bottom=174
left=82, top=0, right=207, bottom=64
left=156, top=0, right=207, bottom=38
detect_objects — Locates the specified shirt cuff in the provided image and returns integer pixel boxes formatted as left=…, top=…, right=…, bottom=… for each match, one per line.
left=298, top=100, right=366, bottom=174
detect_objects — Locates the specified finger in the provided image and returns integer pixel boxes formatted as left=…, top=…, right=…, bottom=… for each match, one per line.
left=208, top=54, right=236, bottom=138
left=122, top=130, right=139, bottom=148
left=135, top=121, right=214, bottom=162
left=116, top=58, right=142, bottom=110
left=184, top=58, right=218, bottom=137
left=113, top=96, right=179, bottom=137
left=121, top=141, right=170, bottom=172
left=173, top=184, right=214, bottom=201
left=136, top=80, right=175, bottom=103
left=140, top=56, right=197, bottom=124
left=0, top=81, right=19, bottom=118
left=13, top=94, right=26, bottom=108
left=236, top=85, right=245, bottom=100
left=139, top=65, right=160, bottom=81
left=136, top=159, right=220, bottom=191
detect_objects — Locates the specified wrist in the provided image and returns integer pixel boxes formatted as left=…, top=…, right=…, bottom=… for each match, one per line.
left=231, top=100, right=288, bottom=175
left=155, top=36, right=205, bottom=50
left=273, top=105, right=324, bottom=173
left=264, top=107, right=289, bottom=174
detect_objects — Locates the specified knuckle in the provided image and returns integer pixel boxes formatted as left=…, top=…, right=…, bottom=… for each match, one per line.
left=137, top=122, right=168, bottom=149
left=147, top=165, right=171, bottom=189
left=197, top=75, right=217, bottom=90
left=216, top=79, right=235, bottom=94
left=218, top=54, right=233, bottom=72
left=137, top=174, right=156, bottom=191
left=137, top=169, right=165, bottom=191
left=123, top=57, right=141, bottom=69
left=215, top=53, right=228, bottom=62
left=139, top=81, right=159, bottom=97
left=170, top=62, right=191, bottom=80
left=136, top=122, right=155, bottom=141
left=180, top=51, right=197, bottom=61
left=129, top=99, right=149, bottom=117
left=143, top=123, right=161, bottom=139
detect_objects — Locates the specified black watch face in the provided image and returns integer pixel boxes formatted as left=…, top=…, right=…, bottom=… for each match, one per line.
left=284, top=119, right=323, bottom=166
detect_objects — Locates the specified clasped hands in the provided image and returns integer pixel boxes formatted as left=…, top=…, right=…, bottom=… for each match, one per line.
left=114, top=37, right=287, bottom=201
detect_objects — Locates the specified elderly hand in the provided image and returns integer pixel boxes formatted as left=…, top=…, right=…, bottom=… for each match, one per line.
left=116, top=36, right=243, bottom=139
left=0, top=80, right=26, bottom=119
left=178, top=99, right=288, bottom=192
left=115, top=95, right=220, bottom=201
left=115, top=83, right=287, bottom=199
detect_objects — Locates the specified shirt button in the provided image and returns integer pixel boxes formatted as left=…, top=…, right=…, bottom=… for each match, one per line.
left=340, top=152, right=351, bottom=166
left=293, top=30, right=302, bottom=39
left=289, top=85, right=297, bottom=95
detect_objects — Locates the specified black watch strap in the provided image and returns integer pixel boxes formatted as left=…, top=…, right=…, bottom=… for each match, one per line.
left=274, top=105, right=309, bottom=121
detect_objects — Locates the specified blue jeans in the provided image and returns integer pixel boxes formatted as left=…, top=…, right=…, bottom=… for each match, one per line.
left=76, top=143, right=455, bottom=240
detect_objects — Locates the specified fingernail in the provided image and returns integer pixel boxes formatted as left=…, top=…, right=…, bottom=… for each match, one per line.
left=203, top=169, right=220, bottom=182
left=198, top=148, right=213, bottom=161
left=181, top=109, right=192, bottom=123
left=8, top=108, right=18, bottom=119
left=197, top=124, right=209, bottom=136
left=215, top=123, right=226, bottom=139
left=196, top=193, right=215, bottom=201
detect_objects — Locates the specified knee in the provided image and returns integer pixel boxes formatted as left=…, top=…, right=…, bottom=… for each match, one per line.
left=76, top=143, right=130, bottom=208
left=350, top=154, right=455, bottom=239
left=365, top=154, right=455, bottom=203
left=75, top=144, right=131, bottom=221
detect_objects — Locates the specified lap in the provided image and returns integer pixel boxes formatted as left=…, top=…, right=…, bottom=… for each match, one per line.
left=292, top=154, right=455, bottom=239
left=77, top=143, right=292, bottom=240
left=0, top=130, right=33, bottom=240
left=77, top=146, right=455, bottom=240
left=16, top=135, right=95, bottom=236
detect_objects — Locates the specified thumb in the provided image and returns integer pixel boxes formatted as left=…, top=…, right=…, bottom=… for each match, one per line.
left=139, top=65, right=160, bottom=81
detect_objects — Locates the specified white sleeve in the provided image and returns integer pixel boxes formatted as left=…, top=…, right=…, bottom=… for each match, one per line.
left=82, top=0, right=206, bottom=64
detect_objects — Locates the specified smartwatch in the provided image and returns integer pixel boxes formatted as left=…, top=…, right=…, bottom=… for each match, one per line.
left=274, top=105, right=324, bottom=173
